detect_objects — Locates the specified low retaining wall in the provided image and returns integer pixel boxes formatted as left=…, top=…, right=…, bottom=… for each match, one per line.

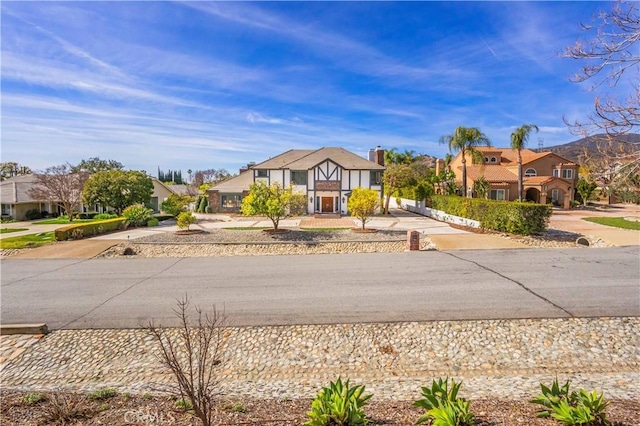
left=398, top=198, right=480, bottom=228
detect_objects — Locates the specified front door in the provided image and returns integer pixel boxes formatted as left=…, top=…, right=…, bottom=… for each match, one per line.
left=321, top=197, right=334, bottom=213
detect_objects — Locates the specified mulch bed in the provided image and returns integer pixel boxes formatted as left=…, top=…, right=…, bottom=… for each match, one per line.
left=1, top=391, right=638, bottom=425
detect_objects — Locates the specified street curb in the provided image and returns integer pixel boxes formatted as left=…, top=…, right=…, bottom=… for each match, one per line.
left=0, top=323, right=48, bottom=335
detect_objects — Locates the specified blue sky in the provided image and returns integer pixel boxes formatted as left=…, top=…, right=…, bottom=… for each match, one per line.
left=1, top=1, right=622, bottom=176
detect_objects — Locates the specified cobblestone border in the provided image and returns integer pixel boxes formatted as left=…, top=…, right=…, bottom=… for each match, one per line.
left=1, top=317, right=637, bottom=399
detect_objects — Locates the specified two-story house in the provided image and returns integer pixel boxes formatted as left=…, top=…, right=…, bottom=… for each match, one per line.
left=446, top=147, right=579, bottom=208
left=207, top=147, right=385, bottom=215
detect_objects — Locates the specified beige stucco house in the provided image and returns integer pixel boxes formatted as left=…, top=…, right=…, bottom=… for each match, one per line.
left=447, top=147, right=579, bottom=208
left=1, top=175, right=178, bottom=220
left=208, top=147, right=385, bottom=214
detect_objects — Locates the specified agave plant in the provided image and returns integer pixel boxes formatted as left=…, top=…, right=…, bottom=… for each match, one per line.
left=304, top=377, right=372, bottom=426
left=530, top=379, right=610, bottom=426
left=413, top=377, right=474, bottom=425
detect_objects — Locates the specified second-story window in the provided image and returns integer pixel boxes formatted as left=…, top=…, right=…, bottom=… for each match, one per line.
left=562, top=169, right=573, bottom=179
left=524, top=168, right=537, bottom=177
left=256, top=169, right=268, bottom=178
left=291, top=170, right=308, bottom=185
left=370, top=170, right=382, bottom=185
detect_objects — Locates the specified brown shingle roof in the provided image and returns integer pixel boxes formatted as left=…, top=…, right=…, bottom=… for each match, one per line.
left=208, top=170, right=254, bottom=193
left=253, top=147, right=384, bottom=171
left=252, top=149, right=315, bottom=169
left=286, top=147, right=385, bottom=170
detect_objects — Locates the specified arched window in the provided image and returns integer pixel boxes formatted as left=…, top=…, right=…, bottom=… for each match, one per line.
left=524, top=168, right=537, bottom=177
left=490, top=157, right=497, bottom=163
left=484, top=157, right=489, bottom=163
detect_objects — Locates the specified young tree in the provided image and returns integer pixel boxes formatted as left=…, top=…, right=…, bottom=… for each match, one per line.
left=72, top=157, right=123, bottom=173
left=177, top=211, right=197, bottom=230
left=83, top=170, right=153, bottom=215
left=147, top=295, right=228, bottom=426
left=576, top=177, right=598, bottom=206
left=240, top=181, right=300, bottom=230
left=1, top=162, right=32, bottom=180
left=349, top=187, right=380, bottom=230
left=382, top=164, right=415, bottom=214
left=440, top=126, right=491, bottom=197
left=28, top=164, right=88, bottom=221
left=511, top=124, right=539, bottom=201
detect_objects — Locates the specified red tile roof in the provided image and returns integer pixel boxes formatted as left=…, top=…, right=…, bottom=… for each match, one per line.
left=463, top=165, right=518, bottom=182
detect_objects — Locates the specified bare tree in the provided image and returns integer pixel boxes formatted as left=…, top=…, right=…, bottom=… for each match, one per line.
left=146, top=295, right=228, bottom=426
left=562, top=1, right=639, bottom=140
left=579, top=140, right=638, bottom=203
left=28, top=164, right=88, bottom=221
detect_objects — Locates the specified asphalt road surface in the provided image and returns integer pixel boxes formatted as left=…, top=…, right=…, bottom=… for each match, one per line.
left=1, top=247, right=638, bottom=330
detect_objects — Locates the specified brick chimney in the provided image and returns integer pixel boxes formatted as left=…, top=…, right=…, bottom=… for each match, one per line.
left=374, top=146, right=385, bottom=166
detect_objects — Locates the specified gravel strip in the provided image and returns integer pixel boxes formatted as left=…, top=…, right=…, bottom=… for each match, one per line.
left=1, top=318, right=637, bottom=399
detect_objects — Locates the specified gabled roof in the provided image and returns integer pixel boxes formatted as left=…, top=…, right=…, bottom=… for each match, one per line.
left=252, top=149, right=315, bottom=170
left=464, top=165, right=518, bottom=182
left=286, top=147, right=385, bottom=170
left=252, top=147, right=384, bottom=171
left=1, top=174, right=45, bottom=203
left=209, top=170, right=254, bottom=192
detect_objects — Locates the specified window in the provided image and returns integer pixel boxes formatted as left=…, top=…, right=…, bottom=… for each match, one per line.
left=489, top=189, right=506, bottom=200
left=484, top=157, right=489, bottom=163
left=370, top=170, right=382, bottom=185
left=562, top=169, right=573, bottom=179
left=256, top=169, right=268, bottom=178
left=291, top=170, right=307, bottom=185
left=524, top=168, right=537, bottom=177
left=221, top=194, right=242, bottom=208
left=553, top=169, right=559, bottom=177
left=1, top=204, right=10, bottom=215
left=490, top=157, right=497, bottom=163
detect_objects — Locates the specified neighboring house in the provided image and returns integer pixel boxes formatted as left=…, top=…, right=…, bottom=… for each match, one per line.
left=208, top=147, right=385, bottom=215
left=148, top=179, right=180, bottom=213
left=0, top=175, right=176, bottom=219
left=446, top=147, right=579, bottom=208
left=0, top=174, right=68, bottom=220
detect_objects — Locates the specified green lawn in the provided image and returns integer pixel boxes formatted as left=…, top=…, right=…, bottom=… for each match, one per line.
left=33, top=217, right=95, bottom=225
left=0, top=228, right=28, bottom=234
left=583, top=217, right=640, bottom=231
left=0, top=232, right=56, bottom=249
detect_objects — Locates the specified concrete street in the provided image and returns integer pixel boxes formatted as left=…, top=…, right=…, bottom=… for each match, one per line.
left=1, top=247, right=638, bottom=329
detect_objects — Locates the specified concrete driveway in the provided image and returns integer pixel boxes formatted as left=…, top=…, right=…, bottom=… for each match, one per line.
left=549, top=204, right=640, bottom=246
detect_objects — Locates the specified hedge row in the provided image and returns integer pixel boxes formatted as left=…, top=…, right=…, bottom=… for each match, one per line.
left=54, top=218, right=127, bottom=241
left=429, top=195, right=552, bottom=235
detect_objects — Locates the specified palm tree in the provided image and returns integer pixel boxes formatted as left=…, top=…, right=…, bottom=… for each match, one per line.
left=511, top=124, right=539, bottom=201
left=440, top=126, right=491, bottom=197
